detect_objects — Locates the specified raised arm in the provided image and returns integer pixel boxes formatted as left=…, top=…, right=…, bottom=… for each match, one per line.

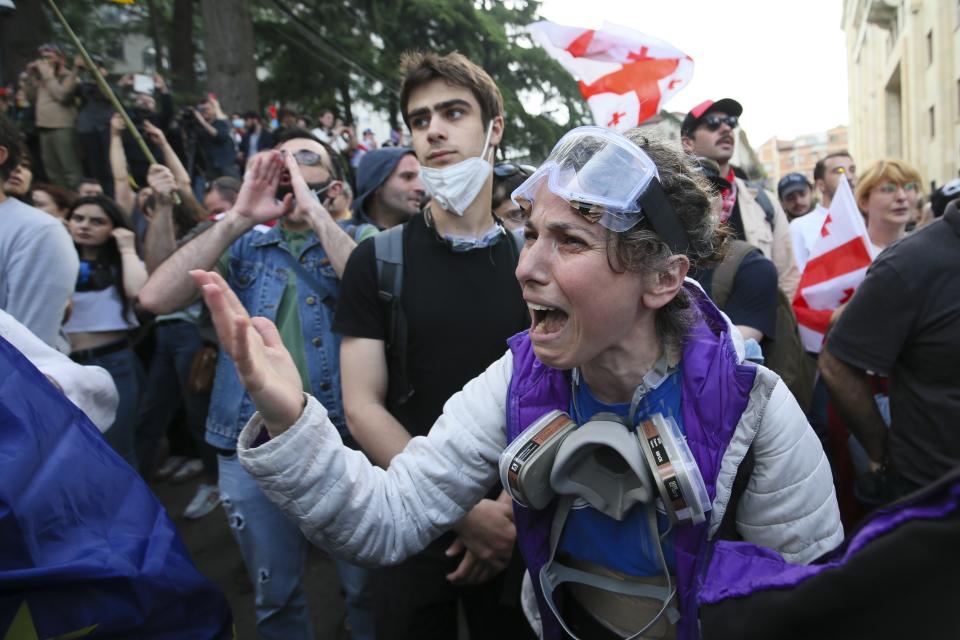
left=143, top=121, right=191, bottom=191
left=138, top=151, right=294, bottom=314
left=111, top=228, right=148, bottom=300
left=141, top=164, right=178, bottom=273
left=109, top=113, right=136, bottom=220
left=192, top=268, right=509, bottom=565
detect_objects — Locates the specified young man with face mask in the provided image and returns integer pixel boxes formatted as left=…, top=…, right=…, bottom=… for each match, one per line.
left=333, top=52, right=532, bottom=640
left=138, top=129, right=374, bottom=640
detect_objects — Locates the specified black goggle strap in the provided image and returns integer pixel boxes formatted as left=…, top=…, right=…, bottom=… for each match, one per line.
left=638, top=179, right=690, bottom=256
left=539, top=495, right=679, bottom=640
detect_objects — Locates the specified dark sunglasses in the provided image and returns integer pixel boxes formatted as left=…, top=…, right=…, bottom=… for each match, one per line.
left=494, top=162, right=536, bottom=178
left=701, top=114, right=738, bottom=131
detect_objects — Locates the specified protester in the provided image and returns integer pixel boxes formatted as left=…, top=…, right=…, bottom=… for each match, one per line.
left=63, top=195, right=148, bottom=466
left=332, top=52, right=555, bottom=640
left=138, top=129, right=373, bottom=640
left=21, top=44, right=82, bottom=189
left=30, top=182, right=76, bottom=220
left=238, top=110, right=274, bottom=166
left=117, top=73, right=174, bottom=188
left=680, top=98, right=799, bottom=298
left=203, top=175, right=241, bottom=217
left=349, top=146, right=424, bottom=240
left=854, top=159, right=922, bottom=253
left=820, top=197, right=960, bottom=505
left=78, top=176, right=105, bottom=197
left=193, top=96, right=240, bottom=180
left=0, top=115, right=78, bottom=353
left=3, top=156, right=33, bottom=201
left=790, top=151, right=857, bottom=274
left=329, top=180, right=353, bottom=222
left=74, top=55, right=114, bottom=195
left=777, top=172, right=814, bottom=220
left=492, top=162, right=534, bottom=231
left=193, top=125, right=842, bottom=640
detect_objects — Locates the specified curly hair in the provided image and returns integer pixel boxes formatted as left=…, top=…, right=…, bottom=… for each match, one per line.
left=598, top=130, right=726, bottom=346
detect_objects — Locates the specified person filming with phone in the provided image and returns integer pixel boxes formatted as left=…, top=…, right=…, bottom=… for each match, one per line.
left=192, top=95, right=239, bottom=180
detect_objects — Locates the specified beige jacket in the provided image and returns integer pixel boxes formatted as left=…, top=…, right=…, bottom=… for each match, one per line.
left=734, top=177, right=800, bottom=299
left=25, top=65, right=78, bottom=129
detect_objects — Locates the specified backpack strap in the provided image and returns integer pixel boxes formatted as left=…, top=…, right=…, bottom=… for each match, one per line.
left=715, top=444, right=755, bottom=541
left=711, top=240, right=756, bottom=310
left=374, top=225, right=414, bottom=408
left=747, top=180, right=776, bottom=227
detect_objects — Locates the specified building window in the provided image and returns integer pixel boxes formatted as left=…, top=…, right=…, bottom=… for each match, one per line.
left=929, top=106, right=935, bottom=138
left=927, top=31, right=933, bottom=66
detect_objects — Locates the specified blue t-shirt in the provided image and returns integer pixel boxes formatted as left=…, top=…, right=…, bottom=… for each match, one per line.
left=557, top=369, right=684, bottom=577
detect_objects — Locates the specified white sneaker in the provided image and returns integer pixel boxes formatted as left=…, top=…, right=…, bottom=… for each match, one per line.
left=183, top=483, right=221, bottom=520
left=171, top=458, right=204, bottom=483
left=154, top=455, right=188, bottom=482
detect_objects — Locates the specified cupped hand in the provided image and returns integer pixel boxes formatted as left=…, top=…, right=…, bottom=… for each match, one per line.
left=282, top=150, right=333, bottom=219
left=111, top=227, right=137, bottom=251
left=146, top=164, right=176, bottom=199
left=190, top=270, right=305, bottom=436
left=232, top=151, right=294, bottom=225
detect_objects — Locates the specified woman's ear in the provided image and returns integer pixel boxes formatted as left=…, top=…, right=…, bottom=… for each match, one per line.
left=641, top=255, right=690, bottom=311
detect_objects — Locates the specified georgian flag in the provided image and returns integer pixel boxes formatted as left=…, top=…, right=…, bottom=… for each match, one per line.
left=793, top=177, right=876, bottom=353
left=526, top=20, right=694, bottom=132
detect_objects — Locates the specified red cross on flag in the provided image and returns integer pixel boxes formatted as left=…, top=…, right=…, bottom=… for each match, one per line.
left=526, top=20, right=694, bottom=132
left=793, top=177, right=877, bottom=353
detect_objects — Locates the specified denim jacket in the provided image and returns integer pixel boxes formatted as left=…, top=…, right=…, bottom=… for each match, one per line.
left=206, top=224, right=345, bottom=450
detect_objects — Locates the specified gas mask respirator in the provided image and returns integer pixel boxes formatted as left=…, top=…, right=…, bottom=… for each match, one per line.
left=498, top=372, right=710, bottom=639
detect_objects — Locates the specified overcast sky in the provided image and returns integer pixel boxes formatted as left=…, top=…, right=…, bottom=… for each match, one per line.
left=537, top=0, right=850, bottom=146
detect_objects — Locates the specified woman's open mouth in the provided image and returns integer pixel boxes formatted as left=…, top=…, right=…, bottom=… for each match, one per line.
left=529, top=302, right=568, bottom=336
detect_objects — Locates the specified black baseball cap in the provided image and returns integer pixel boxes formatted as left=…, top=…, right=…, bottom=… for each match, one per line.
left=777, top=173, right=811, bottom=199
left=681, top=98, right=743, bottom=137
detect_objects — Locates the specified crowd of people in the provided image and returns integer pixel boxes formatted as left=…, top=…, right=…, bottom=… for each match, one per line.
left=1, top=39, right=959, bottom=640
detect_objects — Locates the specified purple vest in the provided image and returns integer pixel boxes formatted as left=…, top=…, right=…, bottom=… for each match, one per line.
left=506, top=284, right=757, bottom=640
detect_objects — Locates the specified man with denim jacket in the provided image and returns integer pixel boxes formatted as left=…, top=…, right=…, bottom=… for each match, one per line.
left=138, top=129, right=373, bottom=640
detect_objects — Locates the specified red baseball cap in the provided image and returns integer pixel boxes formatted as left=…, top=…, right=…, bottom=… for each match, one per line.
left=681, top=98, right=743, bottom=136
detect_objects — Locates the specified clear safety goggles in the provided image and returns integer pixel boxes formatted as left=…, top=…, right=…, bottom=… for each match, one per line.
left=512, top=126, right=658, bottom=232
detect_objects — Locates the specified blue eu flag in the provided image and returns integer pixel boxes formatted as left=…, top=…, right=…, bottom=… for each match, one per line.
left=0, top=337, right=232, bottom=638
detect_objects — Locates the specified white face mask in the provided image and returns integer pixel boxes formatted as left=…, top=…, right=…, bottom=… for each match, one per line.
left=420, top=121, right=495, bottom=216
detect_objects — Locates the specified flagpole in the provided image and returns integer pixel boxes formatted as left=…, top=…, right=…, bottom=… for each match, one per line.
left=45, top=0, right=181, bottom=204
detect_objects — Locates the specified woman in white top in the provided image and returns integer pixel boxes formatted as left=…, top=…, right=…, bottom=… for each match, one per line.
left=64, top=195, right=148, bottom=466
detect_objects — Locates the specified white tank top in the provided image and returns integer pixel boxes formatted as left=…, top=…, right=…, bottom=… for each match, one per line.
left=63, top=286, right=139, bottom=333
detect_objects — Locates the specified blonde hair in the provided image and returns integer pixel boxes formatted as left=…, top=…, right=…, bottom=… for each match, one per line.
left=854, top=158, right=923, bottom=209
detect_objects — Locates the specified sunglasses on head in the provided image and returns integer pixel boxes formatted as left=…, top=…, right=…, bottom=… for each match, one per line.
left=494, top=162, right=536, bottom=178
left=700, top=114, right=738, bottom=132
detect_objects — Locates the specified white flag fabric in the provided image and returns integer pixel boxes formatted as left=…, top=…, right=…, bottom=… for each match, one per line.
left=792, top=177, right=876, bottom=353
left=527, top=20, right=694, bottom=132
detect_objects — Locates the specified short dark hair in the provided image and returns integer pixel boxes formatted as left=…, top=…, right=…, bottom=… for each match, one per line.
left=492, top=173, right=528, bottom=210
left=0, top=113, right=23, bottom=180
left=32, top=182, right=77, bottom=211
left=399, top=51, right=503, bottom=129
left=208, top=176, right=241, bottom=204
left=813, top=151, right=853, bottom=182
left=272, top=127, right=345, bottom=182
left=319, top=108, right=334, bottom=118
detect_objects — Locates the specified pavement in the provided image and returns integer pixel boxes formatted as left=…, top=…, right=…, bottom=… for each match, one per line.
left=152, top=475, right=350, bottom=640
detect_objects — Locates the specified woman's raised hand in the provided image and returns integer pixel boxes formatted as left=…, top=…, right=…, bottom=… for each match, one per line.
left=190, top=270, right=305, bottom=436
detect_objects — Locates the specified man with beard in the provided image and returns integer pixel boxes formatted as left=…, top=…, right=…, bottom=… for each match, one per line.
left=790, top=151, right=857, bottom=274
left=681, top=98, right=799, bottom=298
left=238, top=110, right=275, bottom=167
left=349, top=146, right=425, bottom=241
left=138, top=129, right=373, bottom=640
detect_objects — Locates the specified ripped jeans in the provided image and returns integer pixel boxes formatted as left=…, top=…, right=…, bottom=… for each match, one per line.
left=218, top=452, right=375, bottom=639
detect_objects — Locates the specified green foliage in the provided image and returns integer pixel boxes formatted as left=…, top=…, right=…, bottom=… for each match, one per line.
left=41, top=0, right=588, bottom=160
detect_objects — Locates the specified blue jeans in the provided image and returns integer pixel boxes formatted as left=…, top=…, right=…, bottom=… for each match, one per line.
left=218, top=453, right=375, bottom=640
left=78, top=345, right=143, bottom=468
left=135, top=321, right=215, bottom=479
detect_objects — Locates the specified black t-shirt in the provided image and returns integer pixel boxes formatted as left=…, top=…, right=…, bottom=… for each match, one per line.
left=827, top=210, right=960, bottom=486
left=333, top=213, right=529, bottom=438
left=694, top=249, right=778, bottom=341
